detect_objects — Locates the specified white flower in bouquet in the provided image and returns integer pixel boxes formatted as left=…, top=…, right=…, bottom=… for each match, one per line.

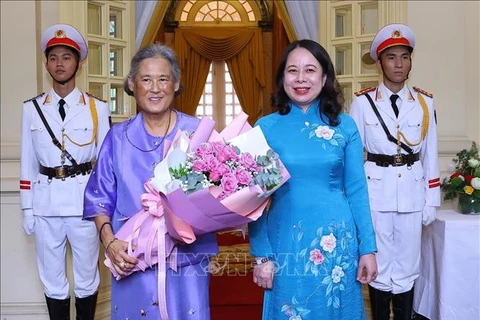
left=468, top=158, right=480, bottom=168
left=471, top=177, right=480, bottom=190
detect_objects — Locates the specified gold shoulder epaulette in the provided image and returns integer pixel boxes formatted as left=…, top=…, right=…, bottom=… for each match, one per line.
left=23, top=92, right=45, bottom=104
left=413, top=86, right=433, bottom=98
left=86, top=92, right=107, bottom=103
left=354, top=87, right=376, bottom=97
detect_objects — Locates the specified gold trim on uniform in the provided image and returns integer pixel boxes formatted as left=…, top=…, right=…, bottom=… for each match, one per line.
left=375, top=88, right=382, bottom=100
left=61, top=95, right=99, bottom=148
left=24, top=92, right=45, bottom=104
left=413, top=86, right=433, bottom=98
left=397, top=92, right=430, bottom=147
left=407, top=89, right=415, bottom=101
left=43, top=94, right=52, bottom=105
left=86, top=92, right=107, bottom=103
left=79, top=94, right=86, bottom=105
left=354, top=87, right=376, bottom=97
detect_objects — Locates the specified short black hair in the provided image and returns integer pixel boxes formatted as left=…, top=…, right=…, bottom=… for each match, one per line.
left=378, top=45, right=413, bottom=61
left=45, top=45, right=80, bottom=63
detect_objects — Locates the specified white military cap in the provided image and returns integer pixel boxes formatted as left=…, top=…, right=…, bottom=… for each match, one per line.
left=370, top=24, right=415, bottom=62
left=41, top=24, right=87, bottom=61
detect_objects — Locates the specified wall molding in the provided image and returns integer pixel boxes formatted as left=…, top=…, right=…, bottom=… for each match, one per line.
left=0, top=290, right=111, bottom=319
left=0, top=302, right=47, bottom=316
left=438, top=136, right=474, bottom=156
left=1, top=142, right=20, bottom=160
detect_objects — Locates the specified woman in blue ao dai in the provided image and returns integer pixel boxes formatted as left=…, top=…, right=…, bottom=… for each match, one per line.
left=249, top=40, right=378, bottom=320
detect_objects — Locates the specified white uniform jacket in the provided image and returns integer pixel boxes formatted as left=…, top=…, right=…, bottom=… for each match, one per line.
left=349, top=83, right=441, bottom=212
left=20, top=88, right=110, bottom=217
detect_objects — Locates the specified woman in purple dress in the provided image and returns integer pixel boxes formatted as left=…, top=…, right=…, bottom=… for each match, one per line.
left=83, top=44, right=218, bottom=319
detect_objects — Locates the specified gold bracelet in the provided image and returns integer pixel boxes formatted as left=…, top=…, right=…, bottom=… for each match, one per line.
left=105, top=237, right=118, bottom=253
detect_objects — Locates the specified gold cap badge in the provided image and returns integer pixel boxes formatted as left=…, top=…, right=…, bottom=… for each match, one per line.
left=392, top=29, right=402, bottom=38
left=55, top=29, right=66, bottom=39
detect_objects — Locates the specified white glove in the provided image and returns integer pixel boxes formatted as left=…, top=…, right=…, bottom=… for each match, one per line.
left=422, top=206, right=436, bottom=226
left=22, top=209, right=35, bottom=236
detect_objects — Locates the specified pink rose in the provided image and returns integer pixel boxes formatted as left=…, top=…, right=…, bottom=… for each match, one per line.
left=235, top=167, right=252, bottom=186
left=239, top=152, right=257, bottom=170
left=221, top=173, right=238, bottom=194
left=217, top=145, right=239, bottom=162
left=209, top=171, right=221, bottom=182
left=195, top=143, right=213, bottom=157
left=211, top=142, right=226, bottom=154
left=204, top=154, right=220, bottom=171
left=192, top=159, right=208, bottom=172
left=209, top=163, right=230, bottom=182
left=309, top=248, right=325, bottom=265
left=216, top=163, right=231, bottom=176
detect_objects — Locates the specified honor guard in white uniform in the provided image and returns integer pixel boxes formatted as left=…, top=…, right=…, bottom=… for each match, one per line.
left=349, top=24, right=440, bottom=320
left=19, top=24, right=110, bottom=320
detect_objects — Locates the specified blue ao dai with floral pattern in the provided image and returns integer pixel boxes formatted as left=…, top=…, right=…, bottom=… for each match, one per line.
left=249, top=101, right=377, bottom=320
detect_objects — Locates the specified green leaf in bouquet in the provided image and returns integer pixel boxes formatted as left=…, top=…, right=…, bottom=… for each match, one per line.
left=474, top=189, right=480, bottom=199
left=256, top=155, right=270, bottom=167
left=475, top=167, right=480, bottom=178
left=450, top=177, right=465, bottom=187
left=169, top=163, right=189, bottom=179
left=266, top=149, right=279, bottom=160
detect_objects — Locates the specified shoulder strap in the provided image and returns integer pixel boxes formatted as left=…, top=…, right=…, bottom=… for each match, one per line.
left=363, top=93, right=414, bottom=154
left=31, top=99, right=78, bottom=166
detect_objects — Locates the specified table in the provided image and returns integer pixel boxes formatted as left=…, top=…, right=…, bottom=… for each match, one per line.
left=414, top=210, right=480, bottom=320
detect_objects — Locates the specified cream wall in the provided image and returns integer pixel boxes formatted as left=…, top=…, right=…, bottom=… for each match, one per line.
left=1, top=1, right=479, bottom=319
left=0, top=1, right=108, bottom=319
left=408, top=0, right=480, bottom=146
left=1, top=2, right=51, bottom=319
left=407, top=0, right=480, bottom=203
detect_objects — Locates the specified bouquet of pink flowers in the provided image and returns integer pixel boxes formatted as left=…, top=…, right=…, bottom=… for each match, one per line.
left=148, top=113, right=289, bottom=240
left=104, top=112, right=290, bottom=319
left=169, top=140, right=283, bottom=200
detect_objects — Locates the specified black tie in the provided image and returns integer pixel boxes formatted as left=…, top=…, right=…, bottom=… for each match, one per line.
left=58, top=99, right=66, bottom=121
left=390, top=94, right=399, bottom=118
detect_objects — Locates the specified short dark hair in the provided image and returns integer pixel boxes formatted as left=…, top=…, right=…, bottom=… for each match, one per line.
left=124, top=43, right=183, bottom=97
left=44, top=45, right=80, bottom=63
left=378, top=45, right=413, bottom=61
left=271, top=39, right=344, bottom=127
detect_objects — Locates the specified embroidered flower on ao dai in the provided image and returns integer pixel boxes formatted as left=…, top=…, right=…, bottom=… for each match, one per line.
left=314, top=125, right=334, bottom=140
left=331, top=265, right=345, bottom=284
left=302, top=122, right=344, bottom=148
left=320, top=233, right=337, bottom=253
left=309, top=249, right=325, bottom=265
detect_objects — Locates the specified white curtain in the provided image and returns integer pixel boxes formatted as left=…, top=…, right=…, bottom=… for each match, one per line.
left=136, top=0, right=158, bottom=49
left=284, top=0, right=319, bottom=41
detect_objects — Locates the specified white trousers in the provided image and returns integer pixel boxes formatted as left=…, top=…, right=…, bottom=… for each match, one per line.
left=370, top=210, right=422, bottom=294
left=34, top=216, right=100, bottom=299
